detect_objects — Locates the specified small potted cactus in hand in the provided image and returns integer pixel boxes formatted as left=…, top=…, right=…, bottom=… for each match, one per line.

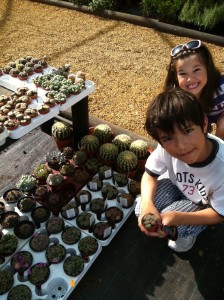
left=112, top=134, right=132, bottom=152
left=93, top=124, right=113, bottom=144
left=51, top=121, right=72, bottom=150
left=79, top=134, right=100, bottom=157
left=98, top=143, right=119, bottom=167
left=116, top=150, right=138, bottom=179
left=130, top=139, right=151, bottom=172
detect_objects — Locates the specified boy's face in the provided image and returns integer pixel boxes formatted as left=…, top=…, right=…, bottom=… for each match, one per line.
left=175, top=55, right=207, bottom=99
left=157, top=117, right=212, bottom=164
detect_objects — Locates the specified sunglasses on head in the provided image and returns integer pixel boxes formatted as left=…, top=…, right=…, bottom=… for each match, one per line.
left=170, top=40, right=201, bottom=57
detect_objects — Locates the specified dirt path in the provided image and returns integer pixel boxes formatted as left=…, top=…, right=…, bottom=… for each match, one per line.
left=1, top=0, right=224, bottom=139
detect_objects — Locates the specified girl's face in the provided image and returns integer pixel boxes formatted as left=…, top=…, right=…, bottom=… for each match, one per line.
left=175, top=55, right=208, bottom=99
left=157, top=117, right=212, bottom=165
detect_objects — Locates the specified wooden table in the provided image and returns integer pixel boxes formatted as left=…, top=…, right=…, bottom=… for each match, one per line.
left=0, top=68, right=95, bottom=149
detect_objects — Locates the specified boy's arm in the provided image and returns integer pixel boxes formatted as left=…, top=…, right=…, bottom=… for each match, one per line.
left=138, top=171, right=162, bottom=235
left=161, top=208, right=224, bottom=226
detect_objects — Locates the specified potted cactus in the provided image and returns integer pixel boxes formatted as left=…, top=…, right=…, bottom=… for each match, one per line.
left=46, top=150, right=66, bottom=170
left=98, top=143, right=119, bottom=167
left=112, top=134, right=132, bottom=152
left=45, top=243, right=66, bottom=264
left=46, top=216, right=65, bottom=234
left=72, top=150, right=88, bottom=166
left=29, top=232, right=49, bottom=252
left=98, top=165, right=113, bottom=180
left=33, top=164, right=52, bottom=184
left=85, top=157, right=102, bottom=175
left=61, top=226, right=81, bottom=245
left=0, top=269, right=14, bottom=295
left=78, top=236, right=99, bottom=260
left=63, top=254, right=84, bottom=277
left=0, top=234, right=18, bottom=257
left=116, top=150, right=138, bottom=179
left=79, top=134, right=100, bottom=157
left=51, top=121, right=73, bottom=150
left=3, top=188, right=23, bottom=203
left=130, top=139, right=151, bottom=172
left=17, top=196, right=36, bottom=213
left=28, top=262, right=50, bottom=287
left=7, top=284, right=32, bottom=300
left=93, top=123, right=113, bottom=144
left=14, top=220, right=35, bottom=239
left=11, top=250, right=33, bottom=275
left=16, top=175, right=37, bottom=193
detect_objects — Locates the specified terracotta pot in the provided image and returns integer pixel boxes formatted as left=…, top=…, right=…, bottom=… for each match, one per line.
left=53, top=137, right=72, bottom=151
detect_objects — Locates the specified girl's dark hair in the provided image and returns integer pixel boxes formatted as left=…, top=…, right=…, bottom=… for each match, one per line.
left=164, top=43, right=221, bottom=114
left=145, top=88, right=205, bottom=143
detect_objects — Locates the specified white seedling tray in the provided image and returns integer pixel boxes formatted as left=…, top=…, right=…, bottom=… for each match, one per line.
left=1, top=221, right=102, bottom=300
left=60, top=172, right=136, bottom=246
left=0, top=198, right=52, bottom=270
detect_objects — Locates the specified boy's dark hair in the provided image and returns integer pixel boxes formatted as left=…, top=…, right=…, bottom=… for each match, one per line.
left=145, top=89, right=205, bottom=143
left=164, top=43, right=221, bottom=114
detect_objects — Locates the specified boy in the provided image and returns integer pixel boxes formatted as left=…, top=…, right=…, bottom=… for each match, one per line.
left=135, top=88, right=224, bottom=252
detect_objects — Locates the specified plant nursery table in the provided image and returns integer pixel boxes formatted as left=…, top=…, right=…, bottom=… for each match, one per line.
left=0, top=127, right=138, bottom=299
left=0, top=67, right=95, bottom=149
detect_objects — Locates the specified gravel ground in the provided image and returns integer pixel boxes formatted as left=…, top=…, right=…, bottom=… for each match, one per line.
left=1, top=0, right=224, bottom=140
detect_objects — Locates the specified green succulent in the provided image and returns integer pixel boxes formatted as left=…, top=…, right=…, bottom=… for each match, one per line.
left=33, top=164, right=52, bottom=180
left=116, top=150, right=138, bottom=172
left=93, top=124, right=113, bottom=143
left=16, top=175, right=37, bottom=192
left=99, top=143, right=119, bottom=161
left=80, top=134, right=100, bottom=152
left=51, top=121, right=72, bottom=140
left=112, top=134, right=132, bottom=152
left=130, top=139, right=149, bottom=159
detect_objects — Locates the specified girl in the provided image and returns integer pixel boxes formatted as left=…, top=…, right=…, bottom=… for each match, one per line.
left=164, top=40, right=224, bottom=139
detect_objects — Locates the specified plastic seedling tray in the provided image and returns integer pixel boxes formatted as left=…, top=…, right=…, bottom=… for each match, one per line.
left=60, top=172, right=136, bottom=246
left=1, top=220, right=102, bottom=300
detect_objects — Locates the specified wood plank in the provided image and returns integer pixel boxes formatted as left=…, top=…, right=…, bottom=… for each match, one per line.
left=0, top=127, right=56, bottom=195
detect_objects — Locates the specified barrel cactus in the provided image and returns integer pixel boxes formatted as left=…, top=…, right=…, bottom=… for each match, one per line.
left=93, top=124, right=113, bottom=143
left=72, top=150, right=88, bottom=165
left=51, top=121, right=72, bottom=140
left=116, top=150, right=138, bottom=172
left=112, top=134, right=132, bottom=152
left=99, top=143, right=119, bottom=162
left=80, top=134, right=100, bottom=152
left=130, top=139, right=149, bottom=159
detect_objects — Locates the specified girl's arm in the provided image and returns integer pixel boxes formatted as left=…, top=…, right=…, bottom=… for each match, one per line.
left=161, top=208, right=224, bottom=226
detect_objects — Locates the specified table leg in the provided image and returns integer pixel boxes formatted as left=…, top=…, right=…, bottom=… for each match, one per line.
left=71, top=96, right=89, bottom=150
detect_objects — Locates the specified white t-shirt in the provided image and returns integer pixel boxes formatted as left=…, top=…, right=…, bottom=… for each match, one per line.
left=145, top=134, right=224, bottom=216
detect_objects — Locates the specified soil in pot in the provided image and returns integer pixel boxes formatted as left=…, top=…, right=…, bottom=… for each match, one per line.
left=28, top=262, right=50, bottom=287
left=63, top=254, right=84, bottom=277
left=61, top=226, right=81, bottom=245
left=14, top=220, right=35, bottom=239
left=11, top=250, right=33, bottom=275
left=93, top=221, right=112, bottom=240
left=29, top=232, right=50, bottom=252
left=105, top=206, right=123, bottom=229
left=45, top=243, right=66, bottom=264
left=31, top=206, right=51, bottom=225
left=3, top=188, right=23, bottom=203
left=7, top=284, right=32, bottom=300
left=0, top=211, right=20, bottom=229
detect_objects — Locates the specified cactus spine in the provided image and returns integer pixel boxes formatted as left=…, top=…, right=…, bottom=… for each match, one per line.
left=80, top=134, right=99, bottom=152
left=93, top=124, right=113, bottom=143
left=52, top=122, right=72, bottom=140
left=99, top=143, right=118, bottom=161
left=112, top=134, right=132, bottom=152
left=116, top=150, right=138, bottom=172
left=130, top=139, right=149, bottom=159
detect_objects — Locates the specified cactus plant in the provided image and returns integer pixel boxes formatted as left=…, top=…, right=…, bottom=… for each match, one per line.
left=33, top=164, right=52, bottom=182
left=130, top=139, right=149, bottom=159
left=72, top=150, right=88, bottom=165
left=46, top=150, right=66, bottom=170
left=116, top=150, right=138, bottom=172
left=80, top=134, right=100, bottom=153
left=51, top=121, right=72, bottom=140
left=63, top=254, right=84, bottom=277
left=112, top=134, right=132, bottom=152
left=93, top=124, right=113, bottom=143
left=16, top=175, right=37, bottom=192
left=78, top=236, right=98, bottom=258
left=0, top=234, right=18, bottom=256
left=141, top=213, right=158, bottom=232
left=0, top=269, right=14, bottom=295
left=98, top=143, right=119, bottom=162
